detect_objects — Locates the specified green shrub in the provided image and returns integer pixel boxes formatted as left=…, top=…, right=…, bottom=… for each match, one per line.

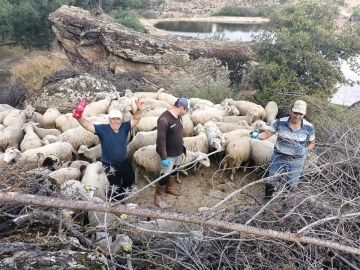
left=259, top=6, right=276, bottom=17
left=352, top=7, right=360, bottom=21
left=115, top=10, right=148, bottom=33
left=212, top=5, right=275, bottom=18
left=171, top=81, right=237, bottom=104
left=212, top=6, right=246, bottom=17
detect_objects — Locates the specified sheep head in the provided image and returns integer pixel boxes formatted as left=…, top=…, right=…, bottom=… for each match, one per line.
left=24, top=105, right=35, bottom=119
left=194, top=123, right=205, bottom=134
left=4, top=147, right=21, bottom=163
left=220, top=98, right=232, bottom=106
left=194, top=151, right=211, bottom=167
left=78, top=145, right=88, bottom=154
left=42, top=154, right=61, bottom=169
left=210, top=137, right=224, bottom=151
left=224, top=105, right=240, bottom=116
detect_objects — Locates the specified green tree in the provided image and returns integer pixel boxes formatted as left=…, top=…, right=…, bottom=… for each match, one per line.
left=245, top=1, right=360, bottom=105
left=0, top=0, right=69, bottom=48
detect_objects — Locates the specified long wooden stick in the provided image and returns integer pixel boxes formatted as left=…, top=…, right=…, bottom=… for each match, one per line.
left=1, top=192, right=360, bottom=256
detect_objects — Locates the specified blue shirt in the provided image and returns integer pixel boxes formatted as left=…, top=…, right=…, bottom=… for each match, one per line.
left=269, top=116, right=315, bottom=158
left=94, top=121, right=131, bottom=164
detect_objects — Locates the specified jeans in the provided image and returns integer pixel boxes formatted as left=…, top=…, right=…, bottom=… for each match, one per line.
left=103, top=157, right=135, bottom=190
left=268, top=153, right=305, bottom=190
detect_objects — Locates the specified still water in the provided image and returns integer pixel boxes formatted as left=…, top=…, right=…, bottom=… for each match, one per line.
left=154, top=21, right=262, bottom=41
left=154, top=21, right=360, bottom=106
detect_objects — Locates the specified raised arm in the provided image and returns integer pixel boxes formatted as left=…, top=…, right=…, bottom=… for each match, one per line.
left=76, top=116, right=95, bottom=133
left=130, top=99, right=144, bottom=128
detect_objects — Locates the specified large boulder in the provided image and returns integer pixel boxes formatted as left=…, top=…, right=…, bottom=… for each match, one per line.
left=26, top=74, right=116, bottom=114
left=48, top=6, right=254, bottom=90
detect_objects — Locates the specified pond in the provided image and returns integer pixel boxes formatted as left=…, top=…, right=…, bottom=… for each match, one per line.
left=154, top=21, right=262, bottom=41
left=154, top=20, right=360, bottom=106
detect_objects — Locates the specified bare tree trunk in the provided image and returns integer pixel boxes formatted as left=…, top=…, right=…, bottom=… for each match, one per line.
left=1, top=191, right=360, bottom=256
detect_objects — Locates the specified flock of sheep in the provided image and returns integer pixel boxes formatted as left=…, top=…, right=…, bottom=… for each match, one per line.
left=0, top=88, right=283, bottom=250
left=0, top=88, right=281, bottom=185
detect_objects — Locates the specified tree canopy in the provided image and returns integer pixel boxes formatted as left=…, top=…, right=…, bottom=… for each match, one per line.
left=246, top=0, right=360, bottom=105
left=0, top=0, right=151, bottom=48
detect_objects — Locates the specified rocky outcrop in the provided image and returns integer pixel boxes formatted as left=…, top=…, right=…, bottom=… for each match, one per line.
left=48, top=6, right=254, bottom=90
left=26, top=74, right=116, bottom=114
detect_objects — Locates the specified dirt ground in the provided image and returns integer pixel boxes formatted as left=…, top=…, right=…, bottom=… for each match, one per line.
left=131, top=159, right=265, bottom=216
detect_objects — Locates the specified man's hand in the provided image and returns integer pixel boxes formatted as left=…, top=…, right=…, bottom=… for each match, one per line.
left=161, top=159, right=170, bottom=167
left=298, top=147, right=308, bottom=156
left=135, top=98, right=144, bottom=112
left=249, top=131, right=260, bottom=139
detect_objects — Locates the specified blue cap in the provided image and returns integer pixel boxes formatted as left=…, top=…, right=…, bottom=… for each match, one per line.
left=176, top=97, right=192, bottom=112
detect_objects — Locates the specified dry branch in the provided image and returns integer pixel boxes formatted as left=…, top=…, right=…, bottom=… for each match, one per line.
left=1, top=192, right=360, bottom=256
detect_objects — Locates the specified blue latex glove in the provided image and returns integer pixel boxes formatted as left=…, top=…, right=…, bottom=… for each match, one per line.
left=298, top=147, right=308, bottom=156
left=249, top=131, right=260, bottom=139
left=161, top=159, right=170, bottom=167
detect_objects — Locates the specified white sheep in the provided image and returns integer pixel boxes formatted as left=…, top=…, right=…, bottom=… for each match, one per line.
left=130, top=88, right=165, bottom=100
left=222, top=129, right=252, bottom=148
left=87, top=114, right=110, bottom=124
left=157, top=92, right=178, bottom=105
left=220, top=137, right=252, bottom=181
left=2, top=109, right=23, bottom=126
left=60, top=180, right=87, bottom=199
left=214, top=120, right=249, bottom=133
left=143, top=107, right=167, bottom=117
left=43, top=108, right=61, bottom=129
left=133, top=145, right=211, bottom=184
left=190, top=109, right=227, bottom=126
left=78, top=144, right=102, bottom=162
left=55, top=113, right=80, bottom=132
left=140, top=97, right=171, bottom=110
left=250, top=139, right=274, bottom=169
left=182, top=113, right=195, bottom=137
left=189, top=98, right=214, bottom=107
left=32, top=124, right=62, bottom=139
left=20, top=123, right=42, bottom=152
left=203, top=121, right=226, bottom=151
left=0, top=104, right=14, bottom=111
left=221, top=98, right=266, bottom=119
left=42, top=154, right=90, bottom=173
left=132, top=116, right=158, bottom=135
left=0, top=124, right=4, bottom=131
left=81, top=162, right=109, bottom=201
left=48, top=167, right=82, bottom=185
left=264, top=101, right=278, bottom=125
left=3, top=142, right=76, bottom=170
left=0, top=111, right=27, bottom=151
left=0, top=109, right=13, bottom=124
left=183, top=124, right=209, bottom=153
left=42, top=125, right=100, bottom=150
left=127, top=130, right=157, bottom=157
left=31, top=111, right=44, bottom=128
left=83, top=93, right=117, bottom=117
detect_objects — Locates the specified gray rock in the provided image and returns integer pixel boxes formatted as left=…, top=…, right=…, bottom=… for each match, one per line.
left=26, top=74, right=116, bottom=114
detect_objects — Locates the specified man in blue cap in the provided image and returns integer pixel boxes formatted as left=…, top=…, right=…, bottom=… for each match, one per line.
left=155, top=97, right=192, bottom=207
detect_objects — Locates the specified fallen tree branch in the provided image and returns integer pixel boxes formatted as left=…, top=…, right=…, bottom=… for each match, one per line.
left=1, top=192, right=360, bottom=256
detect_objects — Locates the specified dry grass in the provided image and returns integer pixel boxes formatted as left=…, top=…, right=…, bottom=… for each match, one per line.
left=11, top=54, right=73, bottom=91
